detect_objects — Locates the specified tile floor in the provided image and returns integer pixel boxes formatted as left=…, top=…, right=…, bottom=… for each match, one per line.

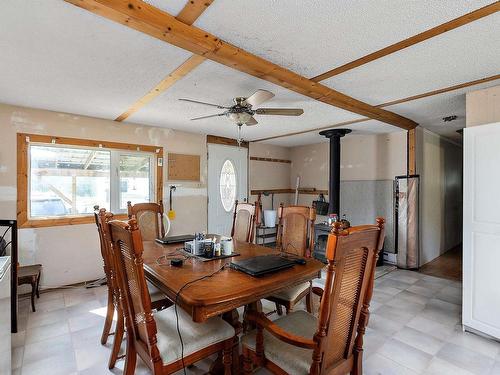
left=11, top=268, right=500, bottom=375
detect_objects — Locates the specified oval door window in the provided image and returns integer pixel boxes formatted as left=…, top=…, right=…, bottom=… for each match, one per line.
left=220, top=159, right=237, bottom=212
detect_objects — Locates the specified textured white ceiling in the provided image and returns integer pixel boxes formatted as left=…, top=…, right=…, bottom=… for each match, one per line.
left=196, top=0, right=493, bottom=78
left=386, top=78, right=500, bottom=141
left=126, top=59, right=363, bottom=141
left=261, top=120, right=403, bottom=147
left=0, top=0, right=498, bottom=147
left=265, top=77, right=500, bottom=147
left=0, top=0, right=192, bottom=119
left=323, top=13, right=500, bottom=104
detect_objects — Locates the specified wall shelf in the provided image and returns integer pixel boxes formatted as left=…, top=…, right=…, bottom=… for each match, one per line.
left=251, top=188, right=327, bottom=195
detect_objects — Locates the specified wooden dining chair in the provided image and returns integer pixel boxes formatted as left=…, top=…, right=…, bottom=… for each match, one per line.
left=94, top=207, right=126, bottom=369
left=127, top=201, right=165, bottom=241
left=106, top=217, right=236, bottom=375
left=266, top=204, right=316, bottom=315
left=242, top=218, right=385, bottom=375
left=231, top=200, right=259, bottom=243
left=94, top=207, right=172, bottom=369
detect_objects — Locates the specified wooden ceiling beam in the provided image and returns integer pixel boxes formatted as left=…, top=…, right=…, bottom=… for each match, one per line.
left=115, top=0, right=212, bottom=122
left=379, top=73, right=500, bottom=107
left=115, top=54, right=205, bottom=121
left=66, top=0, right=417, bottom=130
left=176, top=0, right=213, bottom=24
left=253, top=74, right=500, bottom=142
left=311, top=2, right=500, bottom=82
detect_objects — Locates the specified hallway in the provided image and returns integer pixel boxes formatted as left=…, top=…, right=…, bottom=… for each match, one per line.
left=419, top=245, right=462, bottom=282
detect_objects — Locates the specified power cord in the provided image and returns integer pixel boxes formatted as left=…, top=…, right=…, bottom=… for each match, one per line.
left=174, top=263, right=230, bottom=374
left=156, top=248, right=196, bottom=266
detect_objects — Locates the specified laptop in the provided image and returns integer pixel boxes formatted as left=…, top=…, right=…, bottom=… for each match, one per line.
left=230, top=255, right=295, bottom=277
left=155, top=234, right=195, bottom=244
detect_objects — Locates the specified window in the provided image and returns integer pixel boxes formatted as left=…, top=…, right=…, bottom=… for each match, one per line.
left=219, top=159, right=237, bottom=212
left=18, top=133, right=163, bottom=228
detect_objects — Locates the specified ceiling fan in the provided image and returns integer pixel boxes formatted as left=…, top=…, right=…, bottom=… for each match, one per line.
left=179, top=89, right=304, bottom=144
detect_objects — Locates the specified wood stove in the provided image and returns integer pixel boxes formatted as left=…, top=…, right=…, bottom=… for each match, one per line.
left=313, top=129, right=351, bottom=263
left=313, top=223, right=331, bottom=263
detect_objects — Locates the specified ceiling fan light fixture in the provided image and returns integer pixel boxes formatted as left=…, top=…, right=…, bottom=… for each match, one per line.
left=227, top=111, right=253, bottom=124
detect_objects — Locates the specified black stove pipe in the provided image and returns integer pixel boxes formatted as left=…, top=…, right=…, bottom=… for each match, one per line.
left=319, top=129, right=351, bottom=215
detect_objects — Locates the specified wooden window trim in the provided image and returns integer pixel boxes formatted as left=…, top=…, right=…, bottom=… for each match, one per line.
left=17, top=133, right=163, bottom=229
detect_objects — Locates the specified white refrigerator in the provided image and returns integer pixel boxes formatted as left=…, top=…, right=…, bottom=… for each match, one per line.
left=463, top=122, right=500, bottom=339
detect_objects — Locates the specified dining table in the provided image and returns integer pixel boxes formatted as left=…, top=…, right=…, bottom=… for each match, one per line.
left=141, top=239, right=324, bottom=374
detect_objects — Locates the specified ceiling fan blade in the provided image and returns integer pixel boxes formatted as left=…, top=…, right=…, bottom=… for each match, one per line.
left=179, top=98, right=229, bottom=109
left=190, top=113, right=226, bottom=121
left=255, top=108, right=304, bottom=116
left=245, top=89, right=275, bottom=107
left=245, top=117, right=258, bottom=126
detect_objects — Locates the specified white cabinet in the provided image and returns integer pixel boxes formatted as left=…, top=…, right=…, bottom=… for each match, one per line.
left=463, top=122, right=500, bottom=339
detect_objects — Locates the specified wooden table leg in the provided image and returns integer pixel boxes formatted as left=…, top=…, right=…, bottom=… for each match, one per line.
left=30, top=279, right=36, bottom=312
left=210, top=308, right=242, bottom=374
left=243, top=301, right=262, bottom=331
left=36, top=271, right=41, bottom=299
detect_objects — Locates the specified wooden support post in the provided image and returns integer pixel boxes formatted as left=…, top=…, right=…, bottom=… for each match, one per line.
left=407, top=129, right=416, bottom=175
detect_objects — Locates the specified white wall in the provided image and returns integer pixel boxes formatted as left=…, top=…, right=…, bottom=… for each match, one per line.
left=289, top=132, right=406, bottom=208
left=416, top=127, right=463, bottom=265
left=249, top=142, right=291, bottom=211
left=466, top=85, right=500, bottom=128
left=0, top=103, right=208, bottom=288
left=288, top=132, right=407, bottom=252
left=289, top=132, right=407, bottom=189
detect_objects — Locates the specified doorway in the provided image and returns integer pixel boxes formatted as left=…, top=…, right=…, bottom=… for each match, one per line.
left=207, top=143, right=248, bottom=236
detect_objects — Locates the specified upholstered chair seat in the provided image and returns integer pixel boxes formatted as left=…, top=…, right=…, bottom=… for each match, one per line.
left=270, top=282, right=310, bottom=302
left=242, top=310, right=316, bottom=375
left=155, top=306, right=235, bottom=366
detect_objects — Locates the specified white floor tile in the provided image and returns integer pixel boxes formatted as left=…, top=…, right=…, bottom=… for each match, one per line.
left=377, top=338, right=432, bottom=373
left=405, top=315, right=457, bottom=340
left=364, top=353, right=419, bottom=375
left=447, top=330, right=500, bottom=359
left=14, top=267, right=500, bottom=375
left=393, top=326, right=445, bottom=355
left=425, top=357, right=476, bottom=375
left=437, top=342, right=495, bottom=374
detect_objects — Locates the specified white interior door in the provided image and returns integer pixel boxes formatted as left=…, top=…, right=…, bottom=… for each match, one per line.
left=463, top=122, right=500, bottom=339
left=208, top=144, right=248, bottom=236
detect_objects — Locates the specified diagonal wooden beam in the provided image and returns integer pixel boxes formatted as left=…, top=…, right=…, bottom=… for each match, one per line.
left=176, top=0, right=214, bottom=24
left=115, top=0, right=212, bottom=122
left=253, top=73, right=500, bottom=142
left=115, top=54, right=205, bottom=121
left=66, top=0, right=418, bottom=130
left=311, top=2, right=500, bottom=82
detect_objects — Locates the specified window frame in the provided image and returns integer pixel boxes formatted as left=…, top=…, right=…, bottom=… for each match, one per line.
left=17, top=133, right=163, bottom=228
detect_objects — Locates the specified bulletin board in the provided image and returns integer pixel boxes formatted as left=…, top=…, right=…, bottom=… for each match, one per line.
left=167, top=153, right=200, bottom=181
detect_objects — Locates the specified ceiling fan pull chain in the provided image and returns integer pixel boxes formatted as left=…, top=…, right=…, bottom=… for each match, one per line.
left=237, top=124, right=242, bottom=148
